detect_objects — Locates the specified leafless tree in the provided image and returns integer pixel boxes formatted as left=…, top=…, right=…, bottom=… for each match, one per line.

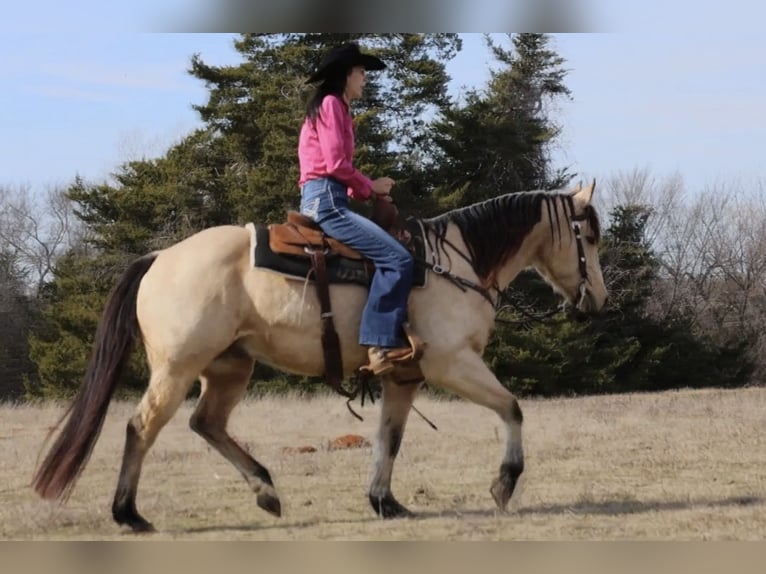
left=0, top=184, right=85, bottom=295
left=602, top=170, right=766, bottom=382
left=602, top=166, right=686, bottom=251
left=699, top=181, right=766, bottom=375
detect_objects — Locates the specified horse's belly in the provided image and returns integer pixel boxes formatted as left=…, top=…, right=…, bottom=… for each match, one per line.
left=243, top=271, right=369, bottom=376
left=238, top=325, right=368, bottom=378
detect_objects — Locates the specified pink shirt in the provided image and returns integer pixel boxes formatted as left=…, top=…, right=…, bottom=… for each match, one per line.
left=298, top=94, right=373, bottom=201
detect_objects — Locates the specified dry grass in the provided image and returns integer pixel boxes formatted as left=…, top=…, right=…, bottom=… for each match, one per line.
left=1, top=387, right=764, bottom=540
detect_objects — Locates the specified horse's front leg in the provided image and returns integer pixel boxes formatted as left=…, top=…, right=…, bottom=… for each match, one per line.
left=368, top=378, right=422, bottom=518
left=427, top=349, right=524, bottom=511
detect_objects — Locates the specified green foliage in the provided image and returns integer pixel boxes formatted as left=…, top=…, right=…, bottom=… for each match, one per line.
left=26, top=250, right=151, bottom=399
left=18, top=33, right=756, bottom=401
left=429, top=34, right=572, bottom=214
left=488, top=203, right=754, bottom=397
left=600, top=205, right=659, bottom=318
left=189, top=33, right=461, bottom=224
left=1, top=252, right=38, bottom=400
left=26, top=33, right=460, bottom=398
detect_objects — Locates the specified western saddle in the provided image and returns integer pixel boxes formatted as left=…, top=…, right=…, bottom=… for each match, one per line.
left=267, top=199, right=425, bottom=397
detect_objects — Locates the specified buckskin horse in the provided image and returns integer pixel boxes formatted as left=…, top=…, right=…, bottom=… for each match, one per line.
left=32, top=181, right=606, bottom=532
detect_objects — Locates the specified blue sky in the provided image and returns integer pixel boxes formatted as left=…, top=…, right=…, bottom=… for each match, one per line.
left=2, top=21, right=764, bottom=196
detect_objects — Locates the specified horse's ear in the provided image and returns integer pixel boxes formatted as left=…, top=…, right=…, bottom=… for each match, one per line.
left=573, top=178, right=596, bottom=204
left=570, top=180, right=583, bottom=194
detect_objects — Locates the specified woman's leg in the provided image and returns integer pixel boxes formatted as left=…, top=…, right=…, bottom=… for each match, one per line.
left=300, top=179, right=414, bottom=349
left=324, top=208, right=414, bottom=347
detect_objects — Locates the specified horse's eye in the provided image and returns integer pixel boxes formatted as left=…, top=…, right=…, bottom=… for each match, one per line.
left=586, top=236, right=597, bottom=246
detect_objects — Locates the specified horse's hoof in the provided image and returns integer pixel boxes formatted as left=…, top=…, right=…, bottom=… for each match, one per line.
left=490, top=477, right=510, bottom=511
left=130, top=519, right=156, bottom=533
left=490, top=461, right=523, bottom=511
left=257, top=491, right=282, bottom=517
left=113, top=505, right=156, bottom=533
left=369, top=493, right=413, bottom=519
left=117, top=516, right=155, bottom=533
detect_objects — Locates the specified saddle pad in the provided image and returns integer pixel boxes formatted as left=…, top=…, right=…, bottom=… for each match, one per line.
left=247, top=217, right=428, bottom=288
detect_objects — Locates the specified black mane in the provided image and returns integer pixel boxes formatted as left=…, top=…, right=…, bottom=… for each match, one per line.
left=424, top=191, right=600, bottom=283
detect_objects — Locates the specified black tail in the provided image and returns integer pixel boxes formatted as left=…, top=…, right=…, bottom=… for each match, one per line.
left=32, top=253, right=158, bottom=501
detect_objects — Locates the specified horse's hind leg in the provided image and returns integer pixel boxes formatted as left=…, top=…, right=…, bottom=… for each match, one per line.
left=112, top=365, right=198, bottom=532
left=429, top=350, right=524, bottom=511
left=190, top=352, right=281, bottom=517
left=369, top=378, right=422, bottom=518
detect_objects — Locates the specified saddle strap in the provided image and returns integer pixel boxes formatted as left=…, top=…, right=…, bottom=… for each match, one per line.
left=310, top=247, right=347, bottom=396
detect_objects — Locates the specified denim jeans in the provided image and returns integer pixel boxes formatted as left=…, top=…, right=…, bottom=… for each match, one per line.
left=300, top=177, right=414, bottom=347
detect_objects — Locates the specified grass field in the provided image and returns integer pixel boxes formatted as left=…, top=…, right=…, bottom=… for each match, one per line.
left=1, top=387, right=764, bottom=540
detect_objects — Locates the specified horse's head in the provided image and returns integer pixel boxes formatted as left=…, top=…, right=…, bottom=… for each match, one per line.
left=532, top=180, right=607, bottom=316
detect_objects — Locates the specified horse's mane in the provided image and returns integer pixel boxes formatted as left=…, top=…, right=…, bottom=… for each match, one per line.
left=423, top=190, right=601, bottom=283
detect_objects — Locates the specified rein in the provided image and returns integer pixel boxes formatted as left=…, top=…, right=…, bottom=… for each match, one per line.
left=342, top=369, right=438, bottom=430
left=417, top=193, right=592, bottom=324
left=416, top=218, right=497, bottom=306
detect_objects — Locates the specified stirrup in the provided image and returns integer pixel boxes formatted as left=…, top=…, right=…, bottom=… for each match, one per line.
left=361, top=324, right=427, bottom=377
left=364, top=345, right=412, bottom=376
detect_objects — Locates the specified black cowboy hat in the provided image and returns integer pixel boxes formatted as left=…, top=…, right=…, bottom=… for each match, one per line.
left=305, top=42, right=385, bottom=84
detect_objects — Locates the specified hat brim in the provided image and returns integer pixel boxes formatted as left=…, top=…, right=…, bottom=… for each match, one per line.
left=306, top=54, right=386, bottom=84
left=358, top=54, right=385, bottom=72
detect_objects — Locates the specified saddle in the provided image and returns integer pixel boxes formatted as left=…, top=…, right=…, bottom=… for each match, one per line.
left=266, top=199, right=425, bottom=395
left=268, top=198, right=412, bottom=260
left=269, top=211, right=365, bottom=260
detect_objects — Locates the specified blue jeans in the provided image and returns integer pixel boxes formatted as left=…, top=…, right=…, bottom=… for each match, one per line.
left=300, top=178, right=414, bottom=347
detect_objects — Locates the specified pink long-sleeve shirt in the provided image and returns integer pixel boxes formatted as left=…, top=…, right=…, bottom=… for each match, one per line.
left=298, top=94, right=373, bottom=201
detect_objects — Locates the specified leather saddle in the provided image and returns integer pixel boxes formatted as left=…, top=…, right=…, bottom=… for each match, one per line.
left=267, top=198, right=410, bottom=262
left=269, top=211, right=365, bottom=260
left=262, top=199, right=425, bottom=395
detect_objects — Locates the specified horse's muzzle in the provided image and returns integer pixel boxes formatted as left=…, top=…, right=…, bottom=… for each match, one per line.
left=569, top=287, right=603, bottom=319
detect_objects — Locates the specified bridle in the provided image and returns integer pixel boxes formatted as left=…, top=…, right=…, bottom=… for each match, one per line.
left=417, top=193, right=592, bottom=316
left=566, top=194, right=591, bottom=311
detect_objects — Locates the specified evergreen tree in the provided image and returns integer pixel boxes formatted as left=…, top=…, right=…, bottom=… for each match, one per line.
left=26, top=34, right=460, bottom=397
left=485, top=204, right=656, bottom=396
left=424, top=33, right=585, bottom=392
left=489, top=202, right=752, bottom=397
left=27, top=247, right=152, bottom=399
left=429, top=33, right=572, bottom=213
left=189, top=33, right=460, bottom=223
left=601, top=204, right=752, bottom=392
left=0, top=252, right=37, bottom=400
left=24, top=33, right=752, bottom=400
left=600, top=205, right=658, bottom=319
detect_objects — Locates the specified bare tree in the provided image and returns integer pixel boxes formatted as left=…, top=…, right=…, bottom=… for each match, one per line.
left=0, top=184, right=85, bottom=295
left=603, top=170, right=766, bottom=382
left=603, top=166, right=686, bottom=251
left=700, top=181, right=766, bottom=376
left=599, top=168, right=687, bottom=318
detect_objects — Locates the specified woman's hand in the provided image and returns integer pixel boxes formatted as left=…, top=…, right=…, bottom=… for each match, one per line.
left=371, top=177, right=395, bottom=202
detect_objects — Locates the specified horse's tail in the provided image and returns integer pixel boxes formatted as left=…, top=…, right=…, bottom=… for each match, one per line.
left=32, top=252, right=158, bottom=501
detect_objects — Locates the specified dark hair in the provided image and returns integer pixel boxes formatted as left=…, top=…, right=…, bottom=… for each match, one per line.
left=306, top=67, right=349, bottom=120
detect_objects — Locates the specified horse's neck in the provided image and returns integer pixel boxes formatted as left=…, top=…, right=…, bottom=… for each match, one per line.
left=433, top=224, right=477, bottom=273
left=493, top=220, right=548, bottom=291
left=434, top=220, right=542, bottom=291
